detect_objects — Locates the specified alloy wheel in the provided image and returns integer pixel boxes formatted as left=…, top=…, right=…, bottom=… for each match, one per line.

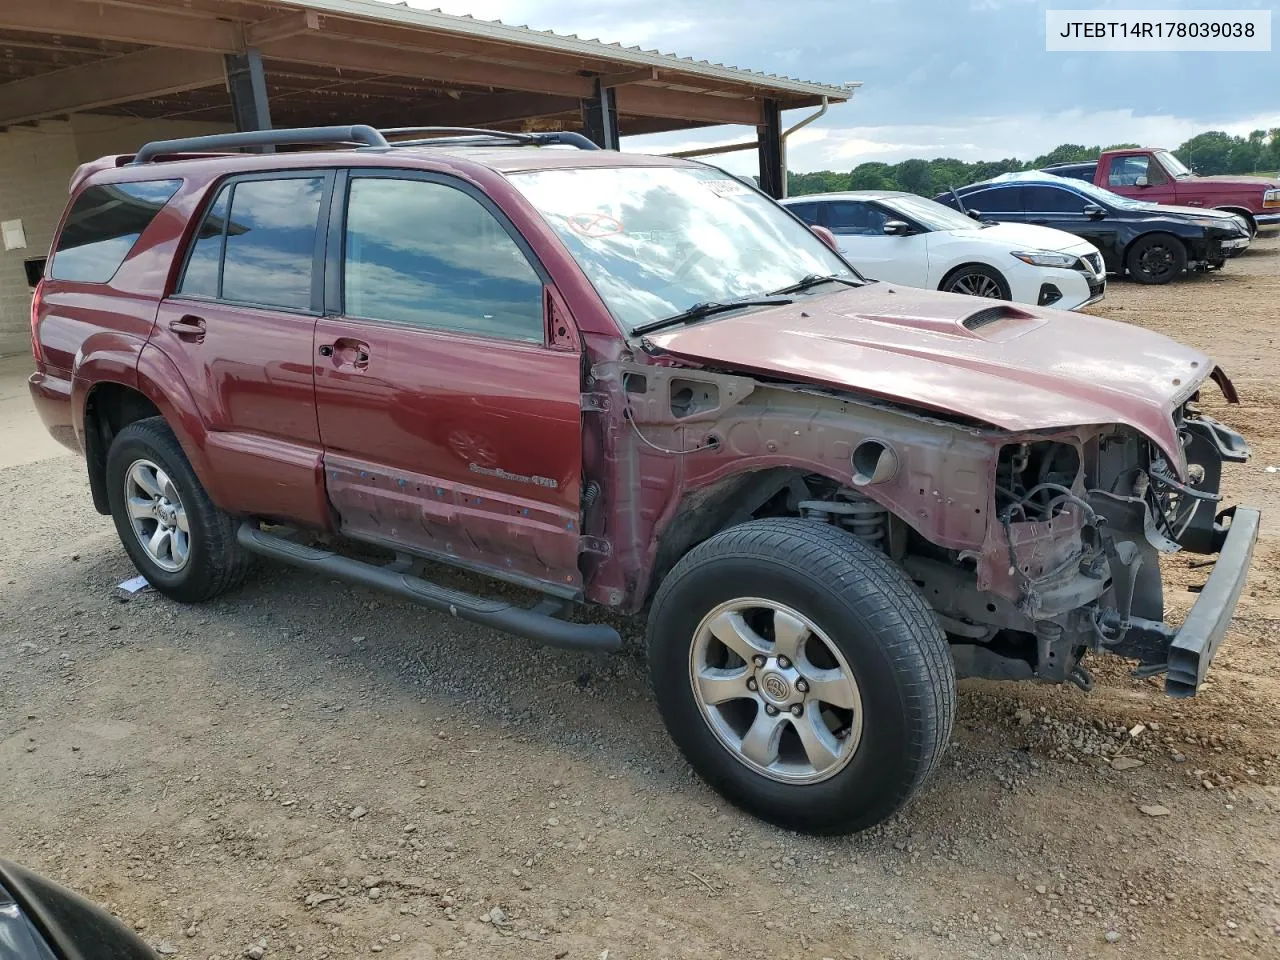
left=688, top=598, right=863, bottom=784
left=948, top=272, right=1004, bottom=298
left=123, top=458, right=190, bottom=572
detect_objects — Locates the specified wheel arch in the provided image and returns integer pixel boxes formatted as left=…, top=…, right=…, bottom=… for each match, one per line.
left=81, top=382, right=163, bottom=514
left=936, top=260, right=1010, bottom=298
left=1120, top=229, right=1187, bottom=270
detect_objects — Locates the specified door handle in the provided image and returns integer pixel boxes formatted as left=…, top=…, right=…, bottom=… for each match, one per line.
left=322, top=338, right=371, bottom=370
left=168, top=315, right=206, bottom=341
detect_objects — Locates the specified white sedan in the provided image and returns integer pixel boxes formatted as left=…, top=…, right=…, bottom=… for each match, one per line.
left=782, top=190, right=1106, bottom=310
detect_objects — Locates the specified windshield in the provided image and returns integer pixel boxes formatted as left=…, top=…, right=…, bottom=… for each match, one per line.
left=1157, top=150, right=1192, bottom=178
left=880, top=193, right=979, bottom=232
left=509, top=165, right=857, bottom=333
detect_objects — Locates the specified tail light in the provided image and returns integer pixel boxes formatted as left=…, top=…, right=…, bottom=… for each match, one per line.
left=30, top=278, right=45, bottom=365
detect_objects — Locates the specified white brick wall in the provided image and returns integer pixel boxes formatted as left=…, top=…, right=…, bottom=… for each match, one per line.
left=0, top=121, right=79, bottom=358
left=0, top=114, right=233, bottom=358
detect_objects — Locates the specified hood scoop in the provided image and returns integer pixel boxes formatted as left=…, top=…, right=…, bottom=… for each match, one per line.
left=960, top=303, right=1043, bottom=340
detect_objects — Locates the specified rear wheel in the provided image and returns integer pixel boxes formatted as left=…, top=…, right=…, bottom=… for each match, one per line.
left=939, top=263, right=1010, bottom=300
left=647, top=518, right=955, bottom=834
left=1126, top=234, right=1186, bottom=284
left=105, top=417, right=250, bottom=602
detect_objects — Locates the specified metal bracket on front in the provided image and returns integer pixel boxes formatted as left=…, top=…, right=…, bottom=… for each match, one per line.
left=580, top=393, right=610, bottom=412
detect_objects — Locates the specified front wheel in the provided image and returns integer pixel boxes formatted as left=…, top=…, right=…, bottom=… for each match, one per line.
left=1125, top=234, right=1186, bottom=284
left=647, top=518, right=955, bottom=834
left=939, top=263, right=1010, bottom=300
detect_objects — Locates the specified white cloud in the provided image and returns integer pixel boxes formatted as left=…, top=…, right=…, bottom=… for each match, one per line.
left=626, top=107, right=1280, bottom=175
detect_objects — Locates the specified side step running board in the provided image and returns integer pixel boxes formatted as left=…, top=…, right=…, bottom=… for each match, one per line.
left=236, top=523, right=622, bottom=653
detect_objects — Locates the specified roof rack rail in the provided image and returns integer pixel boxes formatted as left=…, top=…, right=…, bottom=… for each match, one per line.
left=380, top=127, right=599, bottom=151
left=131, top=125, right=389, bottom=165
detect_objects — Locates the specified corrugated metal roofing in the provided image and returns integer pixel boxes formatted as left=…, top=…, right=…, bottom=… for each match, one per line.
left=274, top=0, right=858, bottom=100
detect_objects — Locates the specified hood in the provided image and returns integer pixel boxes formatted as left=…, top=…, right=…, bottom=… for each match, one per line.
left=966, top=221, right=1096, bottom=254
left=644, top=284, right=1213, bottom=463
left=1183, top=173, right=1279, bottom=190
left=1147, top=202, right=1248, bottom=225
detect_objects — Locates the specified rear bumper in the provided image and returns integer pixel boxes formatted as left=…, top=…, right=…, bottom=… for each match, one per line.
left=1164, top=506, right=1260, bottom=696
left=28, top=370, right=80, bottom=453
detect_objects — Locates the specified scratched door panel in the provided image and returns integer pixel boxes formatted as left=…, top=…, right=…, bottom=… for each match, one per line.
left=314, top=318, right=584, bottom=593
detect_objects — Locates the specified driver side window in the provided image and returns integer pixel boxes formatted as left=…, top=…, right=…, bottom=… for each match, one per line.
left=824, top=201, right=891, bottom=236
left=1109, top=155, right=1166, bottom=187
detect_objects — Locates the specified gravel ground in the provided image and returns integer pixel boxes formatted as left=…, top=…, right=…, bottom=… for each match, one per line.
left=3, top=238, right=1280, bottom=960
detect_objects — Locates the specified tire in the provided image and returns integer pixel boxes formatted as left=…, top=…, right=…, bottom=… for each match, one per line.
left=939, top=263, right=1010, bottom=300
left=1125, top=233, right=1186, bottom=285
left=646, top=517, right=955, bottom=834
left=105, top=416, right=250, bottom=603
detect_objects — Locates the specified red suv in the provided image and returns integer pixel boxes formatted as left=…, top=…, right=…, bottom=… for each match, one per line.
left=30, top=125, right=1259, bottom=834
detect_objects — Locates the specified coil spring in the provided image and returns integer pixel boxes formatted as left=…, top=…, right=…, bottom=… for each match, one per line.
left=799, top=495, right=888, bottom=551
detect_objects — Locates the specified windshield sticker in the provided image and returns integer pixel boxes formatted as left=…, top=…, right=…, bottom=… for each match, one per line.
left=566, top=212, right=624, bottom=238
left=703, top=178, right=753, bottom=198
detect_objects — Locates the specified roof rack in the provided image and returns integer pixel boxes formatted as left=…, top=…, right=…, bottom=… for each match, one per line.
left=131, top=125, right=388, bottom=164
left=130, top=124, right=598, bottom=165
left=380, top=127, right=599, bottom=150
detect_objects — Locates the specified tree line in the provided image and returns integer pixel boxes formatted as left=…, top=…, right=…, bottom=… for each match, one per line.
left=787, top=129, right=1280, bottom=198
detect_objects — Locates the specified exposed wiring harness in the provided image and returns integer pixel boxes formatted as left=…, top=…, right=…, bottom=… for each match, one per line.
left=622, top=407, right=719, bottom=456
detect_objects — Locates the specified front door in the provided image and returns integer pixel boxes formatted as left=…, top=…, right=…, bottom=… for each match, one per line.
left=822, top=200, right=929, bottom=286
left=1104, top=154, right=1177, bottom=206
left=313, top=170, right=585, bottom=595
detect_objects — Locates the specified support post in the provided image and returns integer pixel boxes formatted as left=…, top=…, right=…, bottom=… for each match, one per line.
left=757, top=98, right=784, bottom=199
left=224, top=47, right=273, bottom=147
left=582, top=79, right=620, bottom=150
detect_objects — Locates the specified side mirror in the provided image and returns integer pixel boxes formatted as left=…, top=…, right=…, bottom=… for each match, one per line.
left=809, top=224, right=840, bottom=252
left=1082, top=203, right=1105, bottom=219
left=0, top=859, right=154, bottom=960
left=882, top=220, right=911, bottom=236
left=1135, top=175, right=1150, bottom=187
left=966, top=209, right=983, bottom=221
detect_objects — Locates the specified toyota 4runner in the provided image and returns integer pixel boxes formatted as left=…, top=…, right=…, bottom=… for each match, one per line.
left=29, top=125, right=1259, bottom=834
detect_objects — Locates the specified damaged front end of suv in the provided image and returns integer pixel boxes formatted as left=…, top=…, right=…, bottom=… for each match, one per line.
left=916, top=378, right=1257, bottom=696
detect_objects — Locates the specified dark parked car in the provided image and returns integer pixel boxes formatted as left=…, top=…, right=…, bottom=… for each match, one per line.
left=936, top=172, right=1252, bottom=284
left=31, top=125, right=1258, bottom=834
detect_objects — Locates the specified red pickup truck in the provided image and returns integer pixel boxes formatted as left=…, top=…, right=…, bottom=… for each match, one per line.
left=1044, top=147, right=1280, bottom=235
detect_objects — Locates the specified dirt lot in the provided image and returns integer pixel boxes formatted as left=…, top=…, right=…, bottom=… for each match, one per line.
left=3, top=240, right=1280, bottom=960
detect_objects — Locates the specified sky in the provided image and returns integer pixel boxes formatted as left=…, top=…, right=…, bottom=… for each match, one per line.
left=406, top=0, right=1280, bottom=175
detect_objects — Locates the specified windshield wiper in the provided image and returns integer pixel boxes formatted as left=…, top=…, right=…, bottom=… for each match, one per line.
left=769, top=274, right=862, bottom=295
left=631, top=296, right=794, bottom=337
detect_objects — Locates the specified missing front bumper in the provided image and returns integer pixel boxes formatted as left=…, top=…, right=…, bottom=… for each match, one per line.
left=1117, top=506, right=1260, bottom=697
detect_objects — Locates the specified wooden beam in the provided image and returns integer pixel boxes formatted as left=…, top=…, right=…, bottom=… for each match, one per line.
left=0, top=0, right=241, bottom=53
left=597, top=67, right=658, bottom=89
left=262, top=34, right=595, bottom=98
left=416, top=92, right=581, bottom=127
left=245, top=11, right=321, bottom=48
left=613, top=85, right=761, bottom=126
left=0, top=46, right=227, bottom=125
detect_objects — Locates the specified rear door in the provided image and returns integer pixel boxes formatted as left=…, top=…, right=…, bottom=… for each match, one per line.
left=154, top=172, right=332, bottom=526
left=313, top=169, right=585, bottom=594
left=821, top=200, right=929, bottom=286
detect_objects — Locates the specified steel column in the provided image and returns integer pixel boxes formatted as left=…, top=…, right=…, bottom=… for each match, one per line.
left=224, top=47, right=273, bottom=142
left=757, top=98, right=784, bottom=198
left=582, top=79, right=620, bottom=150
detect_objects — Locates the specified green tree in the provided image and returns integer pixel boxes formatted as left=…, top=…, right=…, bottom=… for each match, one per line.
left=848, top=162, right=897, bottom=191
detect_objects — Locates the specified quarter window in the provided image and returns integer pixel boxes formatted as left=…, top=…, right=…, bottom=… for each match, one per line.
left=50, top=180, right=181, bottom=283
left=342, top=177, right=544, bottom=342
left=177, top=176, right=325, bottom=311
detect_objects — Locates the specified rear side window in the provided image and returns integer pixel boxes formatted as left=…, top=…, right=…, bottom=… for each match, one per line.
left=786, top=202, right=821, bottom=225
left=177, top=175, right=326, bottom=311
left=50, top=180, right=181, bottom=283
